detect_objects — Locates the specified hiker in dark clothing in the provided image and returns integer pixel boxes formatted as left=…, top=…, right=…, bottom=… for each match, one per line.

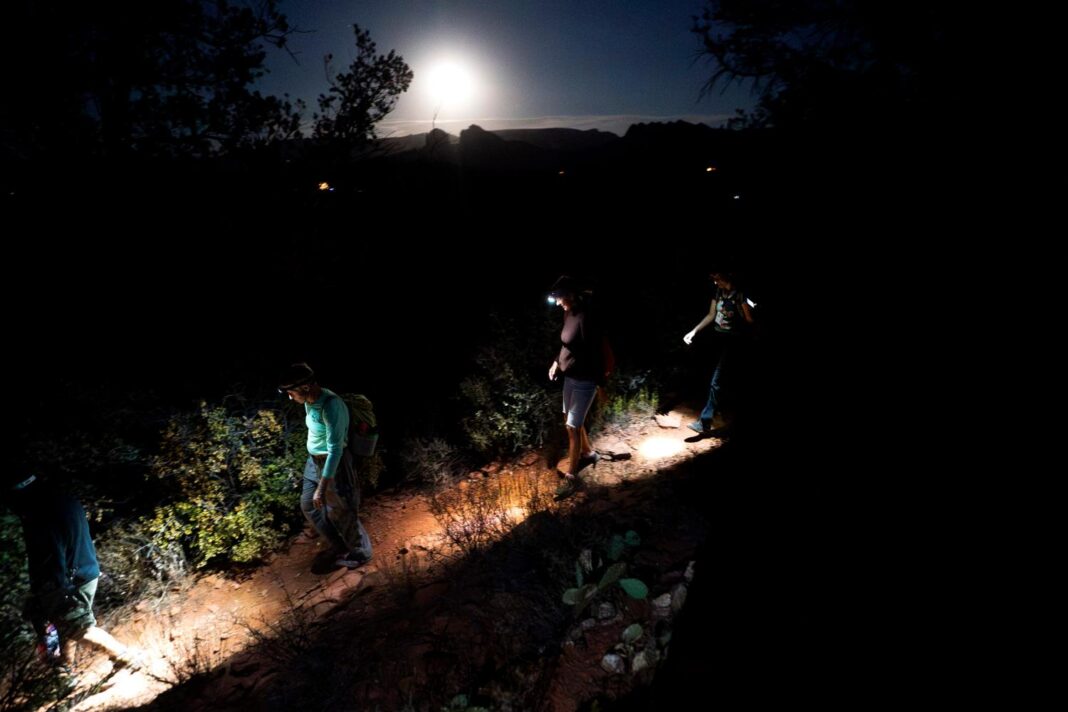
left=547, top=276, right=614, bottom=483
left=683, top=270, right=755, bottom=434
left=6, top=473, right=141, bottom=671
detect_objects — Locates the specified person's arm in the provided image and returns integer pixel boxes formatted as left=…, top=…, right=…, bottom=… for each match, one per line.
left=684, top=298, right=718, bottom=344
left=320, top=396, right=349, bottom=479
left=313, top=396, right=349, bottom=508
left=23, top=522, right=69, bottom=635
left=740, top=298, right=755, bottom=324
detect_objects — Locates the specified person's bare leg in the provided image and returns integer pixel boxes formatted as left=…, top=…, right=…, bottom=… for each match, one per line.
left=579, top=426, right=593, bottom=458
left=60, top=637, right=78, bottom=667
left=566, top=425, right=581, bottom=477
left=81, top=626, right=133, bottom=663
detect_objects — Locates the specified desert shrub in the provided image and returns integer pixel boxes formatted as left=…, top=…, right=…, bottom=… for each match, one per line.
left=144, top=402, right=305, bottom=569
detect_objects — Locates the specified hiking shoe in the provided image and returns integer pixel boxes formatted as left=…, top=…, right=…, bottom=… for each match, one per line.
left=335, top=553, right=371, bottom=569
left=55, top=664, right=79, bottom=691
left=686, top=420, right=709, bottom=434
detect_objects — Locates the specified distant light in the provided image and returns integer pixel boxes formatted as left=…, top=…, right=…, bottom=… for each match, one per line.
left=318, top=182, right=330, bottom=191
left=706, top=166, right=717, bottom=172
left=637, top=437, right=685, bottom=460
left=558, top=170, right=566, bottom=176
left=547, top=296, right=556, bottom=305
left=746, top=298, right=757, bottom=308
left=733, top=194, right=741, bottom=200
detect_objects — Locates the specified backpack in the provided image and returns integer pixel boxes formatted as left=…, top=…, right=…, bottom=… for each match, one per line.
left=339, top=392, right=379, bottom=457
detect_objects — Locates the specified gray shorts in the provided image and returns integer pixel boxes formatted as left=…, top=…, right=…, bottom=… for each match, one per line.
left=41, top=577, right=98, bottom=639
left=562, top=376, right=597, bottom=428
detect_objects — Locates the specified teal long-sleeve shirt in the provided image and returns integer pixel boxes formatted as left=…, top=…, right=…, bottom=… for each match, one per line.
left=305, top=388, right=349, bottom=479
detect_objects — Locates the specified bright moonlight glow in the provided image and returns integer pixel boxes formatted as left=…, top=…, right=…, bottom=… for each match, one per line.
left=426, top=62, right=475, bottom=106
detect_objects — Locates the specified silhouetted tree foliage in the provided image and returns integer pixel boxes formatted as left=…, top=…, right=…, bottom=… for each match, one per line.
left=692, top=1, right=958, bottom=131
left=312, top=24, right=414, bottom=145
left=4, top=0, right=302, bottom=161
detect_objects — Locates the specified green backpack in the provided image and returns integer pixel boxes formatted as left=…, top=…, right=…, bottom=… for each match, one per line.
left=339, top=393, right=379, bottom=457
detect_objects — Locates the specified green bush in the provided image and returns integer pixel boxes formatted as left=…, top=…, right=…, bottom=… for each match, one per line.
left=144, top=402, right=306, bottom=569
left=357, top=450, right=386, bottom=491
left=399, top=437, right=467, bottom=486
left=459, top=361, right=556, bottom=457
left=93, top=518, right=187, bottom=612
left=589, top=369, right=661, bottom=432
left=458, top=308, right=559, bottom=458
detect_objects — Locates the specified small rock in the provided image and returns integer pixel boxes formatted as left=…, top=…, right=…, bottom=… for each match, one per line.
left=684, top=561, right=696, bottom=582
left=671, top=583, right=688, bottom=613
left=601, top=654, right=625, bottom=675
left=632, top=648, right=660, bottom=673
left=581, top=618, right=597, bottom=631
left=595, top=602, right=616, bottom=620
left=652, top=593, right=672, bottom=610
left=519, top=452, right=540, bottom=467
left=654, top=413, right=682, bottom=428
left=598, top=439, right=633, bottom=458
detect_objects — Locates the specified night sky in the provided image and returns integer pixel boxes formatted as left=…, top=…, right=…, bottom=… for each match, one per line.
left=259, top=0, right=754, bottom=136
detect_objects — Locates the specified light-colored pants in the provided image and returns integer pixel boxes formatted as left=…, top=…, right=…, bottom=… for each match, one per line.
left=562, top=376, right=597, bottom=428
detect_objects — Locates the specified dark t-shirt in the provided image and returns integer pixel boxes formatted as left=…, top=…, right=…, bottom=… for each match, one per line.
left=558, top=303, right=607, bottom=384
left=712, top=288, right=748, bottom=334
left=19, top=489, right=101, bottom=596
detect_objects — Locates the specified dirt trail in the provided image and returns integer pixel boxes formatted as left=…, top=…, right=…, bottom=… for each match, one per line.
left=68, top=409, right=724, bottom=711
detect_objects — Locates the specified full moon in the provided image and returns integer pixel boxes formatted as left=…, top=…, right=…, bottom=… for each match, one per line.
left=425, top=61, right=476, bottom=107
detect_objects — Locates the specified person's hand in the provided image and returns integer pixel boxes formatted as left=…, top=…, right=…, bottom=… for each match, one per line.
left=313, top=482, right=326, bottom=510
left=683, top=330, right=696, bottom=345
left=548, top=361, right=558, bottom=381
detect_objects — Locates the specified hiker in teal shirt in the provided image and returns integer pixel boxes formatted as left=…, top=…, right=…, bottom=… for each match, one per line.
left=279, top=363, right=373, bottom=569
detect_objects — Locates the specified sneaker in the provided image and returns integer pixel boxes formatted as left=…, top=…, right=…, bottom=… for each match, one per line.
left=54, top=664, right=79, bottom=691
left=686, top=420, right=709, bottom=434
left=335, top=553, right=371, bottom=569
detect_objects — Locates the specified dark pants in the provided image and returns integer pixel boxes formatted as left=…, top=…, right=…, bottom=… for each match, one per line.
left=699, top=333, right=741, bottom=426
